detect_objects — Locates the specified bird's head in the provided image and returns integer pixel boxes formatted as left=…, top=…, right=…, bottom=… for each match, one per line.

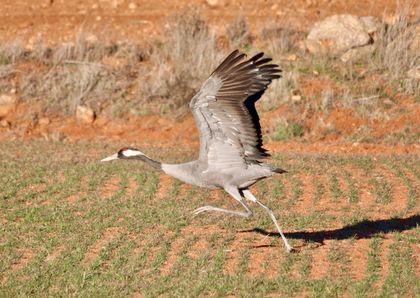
left=101, top=147, right=145, bottom=162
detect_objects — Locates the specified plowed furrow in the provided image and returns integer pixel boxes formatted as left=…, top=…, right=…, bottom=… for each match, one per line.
left=294, top=174, right=316, bottom=215
left=81, top=227, right=122, bottom=266
left=155, top=174, right=172, bottom=200
left=223, top=233, right=249, bottom=274
left=125, top=176, right=137, bottom=198
left=348, top=239, right=369, bottom=280
left=313, top=175, right=331, bottom=211
left=160, top=236, right=185, bottom=275
left=100, top=176, right=121, bottom=199
left=309, top=240, right=332, bottom=279
left=45, top=245, right=65, bottom=263
left=246, top=237, right=280, bottom=277
left=375, top=237, right=393, bottom=288
left=10, top=249, right=33, bottom=272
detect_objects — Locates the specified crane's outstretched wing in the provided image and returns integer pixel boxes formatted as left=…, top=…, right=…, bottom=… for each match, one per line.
left=189, top=50, right=281, bottom=169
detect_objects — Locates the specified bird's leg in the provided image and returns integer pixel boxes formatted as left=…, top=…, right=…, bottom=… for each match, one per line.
left=242, top=189, right=293, bottom=252
left=193, top=187, right=253, bottom=218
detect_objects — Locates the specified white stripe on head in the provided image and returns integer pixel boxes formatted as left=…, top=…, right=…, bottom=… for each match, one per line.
left=122, top=149, right=144, bottom=157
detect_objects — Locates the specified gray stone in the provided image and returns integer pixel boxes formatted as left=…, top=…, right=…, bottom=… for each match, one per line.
left=307, top=14, right=373, bottom=55
left=340, top=44, right=376, bottom=63
left=76, top=105, right=96, bottom=124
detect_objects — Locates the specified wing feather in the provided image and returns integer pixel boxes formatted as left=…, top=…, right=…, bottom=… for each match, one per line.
left=189, top=50, right=281, bottom=168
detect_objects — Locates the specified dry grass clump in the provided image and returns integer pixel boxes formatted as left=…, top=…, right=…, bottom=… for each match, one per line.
left=226, top=16, right=251, bottom=48
left=21, top=64, right=130, bottom=114
left=137, top=7, right=226, bottom=113
left=0, top=6, right=418, bottom=144
left=372, top=5, right=420, bottom=95
left=0, top=40, right=26, bottom=64
left=260, top=21, right=303, bottom=58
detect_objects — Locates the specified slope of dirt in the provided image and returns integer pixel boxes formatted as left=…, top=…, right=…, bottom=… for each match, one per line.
left=0, top=0, right=407, bottom=44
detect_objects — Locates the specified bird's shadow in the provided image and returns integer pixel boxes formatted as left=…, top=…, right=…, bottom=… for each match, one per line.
left=240, top=215, right=419, bottom=247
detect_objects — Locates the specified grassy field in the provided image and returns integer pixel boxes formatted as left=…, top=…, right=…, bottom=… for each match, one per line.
left=0, top=140, right=418, bottom=297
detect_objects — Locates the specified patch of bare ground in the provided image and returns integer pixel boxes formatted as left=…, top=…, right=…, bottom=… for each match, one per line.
left=127, top=231, right=147, bottom=257
left=374, top=237, right=393, bottom=289
left=183, top=225, right=217, bottom=259
left=401, top=166, right=420, bottom=184
left=179, top=183, right=192, bottom=198
left=100, top=175, right=120, bottom=198
left=313, top=175, right=331, bottom=211
left=155, top=174, right=172, bottom=200
left=294, top=174, right=316, bottom=215
left=279, top=176, right=291, bottom=204
left=101, top=243, right=120, bottom=270
left=267, top=142, right=420, bottom=156
left=17, top=183, right=47, bottom=206
left=348, top=239, right=369, bottom=280
left=0, top=213, right=6, bottom=225
left=160, top=236, right=185, bottom=275
left=10, top=248, right=34, bottom=272
left=45, top=245, right=65, bottom=263
left=309, top=239, right=333, bottom=279
left=81, top=227, right=122, bottom=266
left=246, top=236, right=283, bottom=278
left=67, top=176, right=88, bottom=203
left=124, top=176, right=137, bottom=198
left=345, top=165, right=376, bottom=211
left=223, top=233, right=251, bottom=274
left=130, top=293, right=144, bottom=298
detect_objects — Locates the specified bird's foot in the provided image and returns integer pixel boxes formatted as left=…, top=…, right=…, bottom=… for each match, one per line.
left=193, top=205, right=217, bottom=216
left=193, top=205, right=251, bottom=218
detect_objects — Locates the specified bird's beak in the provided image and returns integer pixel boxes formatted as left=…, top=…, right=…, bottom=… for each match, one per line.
left=101, top=153, right=119, bottom=162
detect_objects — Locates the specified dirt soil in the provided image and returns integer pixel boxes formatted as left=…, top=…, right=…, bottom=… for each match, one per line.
left=0, top=0, right=406, bottom=44
left=1, top=0, right=419, bottom=285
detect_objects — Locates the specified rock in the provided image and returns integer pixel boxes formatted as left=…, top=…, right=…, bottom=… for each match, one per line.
left=0, top=119, right=10, bottom=128
left=0, top=94, right=17, bottom=119
left=306, top=14, right=373, bottom=55
left=76, top=105, right=96, bottom=124
left=360, top=16, right=382, bottom=34
left=206, top=0, right=226, bottom=7
left=340, top=44, right=376, bottom=63
left=128, top=2, right=137, bottom=10
left=38, top=117, right=50, bottom=126
left=291, top=95, right=302, bottom=102
left=407, top=67, right=420, bottom=80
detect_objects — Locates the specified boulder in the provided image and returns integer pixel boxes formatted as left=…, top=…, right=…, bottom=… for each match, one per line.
left=360, top=16, right=382, bottom=35
left=76, top=105, right=96, bottom=124
left=306, top=14, right=374, bottom=55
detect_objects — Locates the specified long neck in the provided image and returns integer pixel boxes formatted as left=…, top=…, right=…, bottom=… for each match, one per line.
left=130, top=155, right=162, bottom=171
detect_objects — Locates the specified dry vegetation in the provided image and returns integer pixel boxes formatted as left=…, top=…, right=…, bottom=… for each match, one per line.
left=0, top=6, right=418, bottom=142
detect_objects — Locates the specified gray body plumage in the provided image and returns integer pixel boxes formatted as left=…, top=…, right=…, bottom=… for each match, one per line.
left=102, top=50, right=293, bottom=252
left=162, top=161, right=276, bottom=189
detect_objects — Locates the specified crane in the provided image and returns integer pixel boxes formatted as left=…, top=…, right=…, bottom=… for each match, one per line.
left=102, top=50, right=293, bottom=252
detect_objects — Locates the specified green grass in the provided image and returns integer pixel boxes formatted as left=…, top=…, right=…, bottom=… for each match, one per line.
left=0, top=140, right=419, bottom=297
